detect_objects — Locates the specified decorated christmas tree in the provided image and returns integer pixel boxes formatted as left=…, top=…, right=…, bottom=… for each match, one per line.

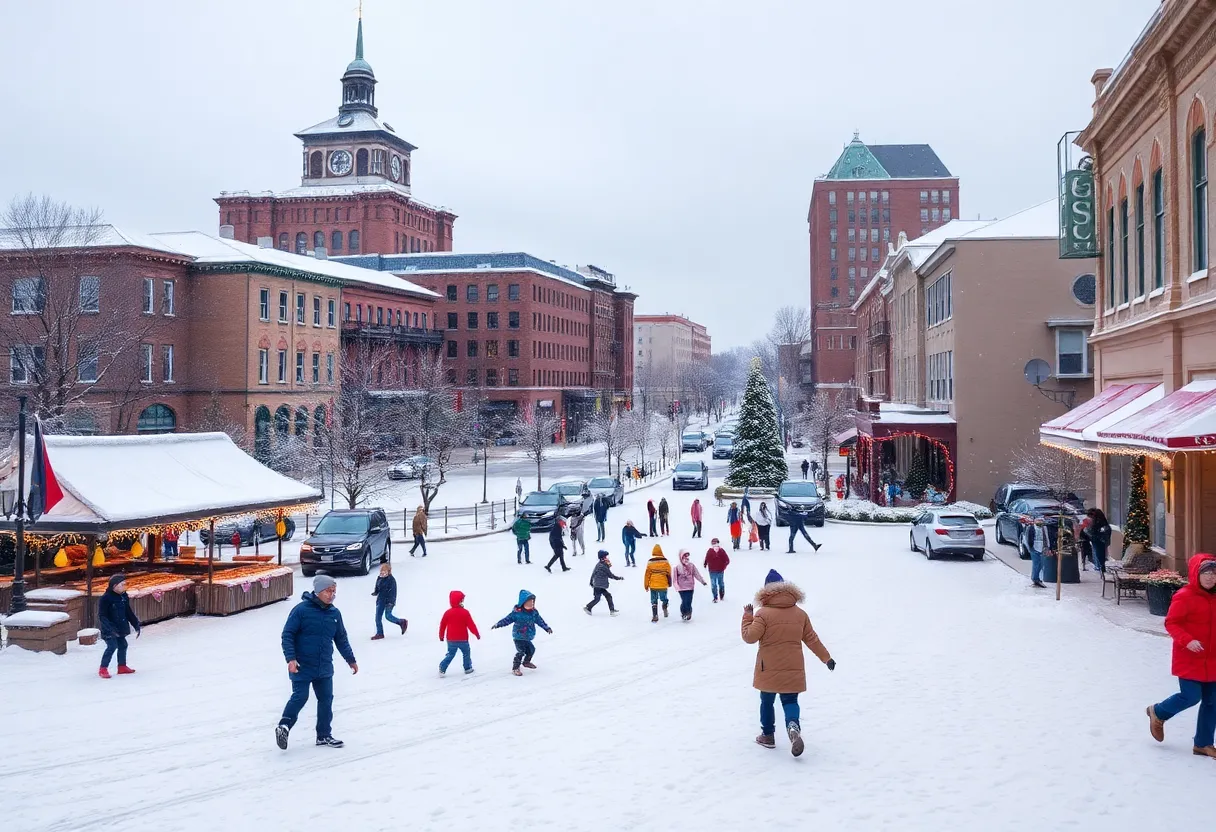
left=1124, top=455, right=1151, bottom=549
left=726, top=359, right=788, bottom=489
left=904, top=452, right=928, bottom=499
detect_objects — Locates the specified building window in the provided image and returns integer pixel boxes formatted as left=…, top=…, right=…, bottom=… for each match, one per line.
left=487, top=284, right=499, bottom=302
left=830, top=287, right=839, bottom=298
left=466, top=368, right=477, bottom=385
left=830, top=267, right=838, bottom=281
left=467, top=340, right=478, bottom=357
left=830, top=229, right=838, bottom=243
left=160, top=281, right=175, bottom=316
left=931, top=208, right=940, bottom=222
left=278, top=233, right=289, bottom=251
left=485, top=368, right=499, bottom=387
left=1151, top=460, right=1167, bottom=547
left=487, top=311, right=499, bottom=329
left=847, top=228, right=855, bottom=243
left=376, top=307, right=383, bottom=326
left=446, top=285, right=458, bottom=301
left=508, top=339, right=519, bottom=357
left=312, top=296, right=321, bottom=326
left=79, top=276, right=100, bottom=313
left=920, top=191, right=928, bottom=204
left=883, top=208, right=890, bottom=223
left=830, top=247, right=837, bottom=262
left=327, top=298, right=336, bottom=327
left=486, top=340, right=499, bottom=358
left=295, top=351, right=305, bottom=383
left=277, top=349, right=287, bottom=383
left=9, top=345, right=44, bottom=384
left=141, top=277, right=154, bottom=314
left=847, top=192, right=855, bottom=205
left=926, top=271, right=952, bottom=327
left=467, top=285, right=479, bottom=303
left=1106, top=206, right=1116, bottom=308
left=1120, top=196, right=1130, bottom=303
left=1056, top=329, right=1089, bottom=376
left=312, top=352, right=320, bottom=383
left=137, top=404, right=176, bottom=434
left=871, top=208, right=879, bottom=224
left=330, top=230, right=343, bottom=252
left=508, top=283, right=520, bottom=301
left=312, top=231, right=323, bottom=251
left=296, top=293, right=305, bottom=324
left=942, top=209, right=951, bottom=222
left=1135, top=182, right=1146, bottom=298
left=447, top=340, right=457, bottom=358
left=920, top=208, right=929, bottom=223
left=1108, top=454, right=1132, bottom=528
left=162, top=344, right=174, bottom=382
left=828, top=191, right=836, bottom=205
left=871, top=247, right=879, bottom=262
left=848, top=209, right=856, bottom=224
left=258, top=348, right=269, bottom=384
left=467, top=312, right=478, bottom=329
left=1194, top=126, right=1209, bottom=272
left=508, top=368, right=519, bottom=386
left=279, top=291, right=289, bottom=322
left=508, top=310, right=520, bottom=329
left=326, top=352, right=334, bottom=384
left=343, top=301, right=351, bottom=321
left=140, top=343, right=154, bottom=383
left=447, top=312, right=458, bottom=329
left=829, top=208, right=837, bottom=224
left=348, top=230, right=360, bottom=253
left=1153, top=168, right=1165, bottom=290
left=77, top=340, right=98, bottom=383
left=295, top=233, right=307, bottom=254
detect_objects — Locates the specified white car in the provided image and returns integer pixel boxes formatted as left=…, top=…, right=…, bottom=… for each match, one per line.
left=388, top=455, right=436, bottom=480
left=909, top=509, right=986, bottom=561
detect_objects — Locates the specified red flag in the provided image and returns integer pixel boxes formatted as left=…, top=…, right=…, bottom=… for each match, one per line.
left=28, top=418, right=64, bottom=521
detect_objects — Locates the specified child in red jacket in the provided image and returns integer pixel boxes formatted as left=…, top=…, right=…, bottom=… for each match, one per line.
left=704, top=538, right=731, bottom=603
left=438, top=590, right=481, bottom=677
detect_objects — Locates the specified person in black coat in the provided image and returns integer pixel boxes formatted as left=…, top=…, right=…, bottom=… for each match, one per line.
left=97, top=573, right=141, bottom=678
left=371, top=559, right=407, bottom=640
left=545, top=517, right=570, bottom=573
left=593, top=495, right=610, bottom=542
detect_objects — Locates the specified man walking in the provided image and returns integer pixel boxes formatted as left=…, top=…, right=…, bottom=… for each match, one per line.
left=512, top=513, right=533, bottom=564
left=776, top=498, right=821, bottom=553
left=569, top=510, right=587, bottom=557
left=545, top=517, right=570, bottom=572
left=410, top=506, right=428, bottom=557
left=800, top=459, right=810, bottom=480
left=276, top=575, right=358, bottom=750
left=593, top=494, right=609, bottom=542
left=1027, top=518, right=1050, bottom=589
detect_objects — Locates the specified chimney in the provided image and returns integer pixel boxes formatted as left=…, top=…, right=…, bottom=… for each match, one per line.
left=314, top=247, right=328, bottom=260
left=218, top=225, right=235, bottom=239
left=256, top=236, right=273, bottom=249
left=1091, top=68, right=1114, bottom=100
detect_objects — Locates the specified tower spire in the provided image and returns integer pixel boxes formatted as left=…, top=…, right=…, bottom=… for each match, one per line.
left=355, top=1, right=364, bottom=61
left=339, top=2, right=377, bottom=116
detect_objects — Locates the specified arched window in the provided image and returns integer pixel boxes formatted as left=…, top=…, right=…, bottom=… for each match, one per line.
left=349, top=230, right=360, bottom=253
left=136, top=404, right=176, bottom=434
left=254, top=406, right=271, bottom=459
left=294, top=406, right=308, bottom=436
left=295, top=233, right=307, bottom=255
left=309, top=151, right=323, bottom=178
left=274, top=405, right=291, bottom=439
left=313, top=405, right=326, bottom=449
left=1193, top=125, right=1208, bottom=272
left=331, top=230, right=343, bottom=252
left=278, top=233, right=288, bottom=251
left=356, top=148, right=369, bottom=176
left=313, top=231, right=324, bottom=250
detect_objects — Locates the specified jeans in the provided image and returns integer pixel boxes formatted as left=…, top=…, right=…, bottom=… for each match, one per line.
left=516, top=539, right=530, bottom=562
left=100, top=636, right=128, bottom=669
left=659, top=517, right=669, bottom=535
left=546, top=548, right=568, bottom=570
left=624, top=540, right=636, bottom=566
left=709, top=571, right=725, bottom=600
left=1092, top=541, right=1108, bottom=572
left=163, top=540, right=178, bottom=557
left=410, top=534, right=427, bottom=556
left=280, top=675, right=334, bottom=739
left=586, top=587, right=616, bottom=612
left=758, top=525, right=771, bottom=550
left=596, top=520, right=605, bottom=541
left=692, top=521, right=702, bottom=538
left=1030, top=548, right=1044, bottom=583
left=375, top=601, right=404, bottom=637
left=649, top=517, right=657, bottom=536
left=759, top=691, right=801, bottom=736
left=1154, top=679, right=1216, bottom=747
left=440, top=640, right=472, bottom=673
left=678, top=589, right=694, bottom=617
left=788, top=524, right=816, bottom=551
left=649, top=588, right=668, bottom=605
left=512, top=639, right=536, bottom=669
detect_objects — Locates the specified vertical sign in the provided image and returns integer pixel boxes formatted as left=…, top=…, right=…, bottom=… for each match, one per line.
left=1060, top=169, right=1097, bottom=259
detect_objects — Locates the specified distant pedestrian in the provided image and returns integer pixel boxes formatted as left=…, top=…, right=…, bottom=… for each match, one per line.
left=658, top=497, right=671, bottom=536
left=410, top=506, right=428, bottom=557
left=512, top=513, right=532, bottom=564
left=584, top=550, right=623, bottom=616
left=276, top=575, right=357, bottom=751
left=727, top=501, right=739, bottom=527
left=647, top=500, right=658, bottom=537
left=1086, top=508, right=1112, bottom=573
left=755, top=502, right=772, bottom=550
left=690, top=498, right=703, bottom=538
left=569, top=510, right=587, bottom=556
left=491, top=589, right=552, bottom=676
left=622, top=520, right=645, bottom=567
left=594, top=494, right=609, bottom=542
left=1028, top=518, right=1050, bottom=589
left=742, top=569, right=835, bottom=757
left=776, top=497, right=820, bottom=553
left=644, top=544, right=673, bottom=622
left=810, top=460, right=820, bottom=479
left=515, top=478, right=523, bottom=502
left=704, top=538, right=730, bottom=602
left=1146, top=554, right=1216, bottom=759
left=748, top=518, right=760, bottom=550
left=438, top=590, right=480, bottom=677
left=545, top=518, right=570, bottom=572
left=370, top=560, right=407, bottom=640
left=674, top=549, right=708, bottom=621
left=741, top=487, right=752, bottom=521
left=800, top=459, right=810, bottom=480
left=162, top=528, right=179, bottom=558
left=97, top=574, right=141, bottom=678
left=728, top=502, right=743, bottom=550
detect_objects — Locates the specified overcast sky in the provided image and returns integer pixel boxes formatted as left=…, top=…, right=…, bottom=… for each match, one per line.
left=0, top=0, right=1157, bottom=348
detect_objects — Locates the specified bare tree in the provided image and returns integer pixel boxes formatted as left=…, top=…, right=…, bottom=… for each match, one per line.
left=798, top=390, right=856, bottom=486
left=769, top=305, right=811, bottom=346
left=400, top=354, right=473, bottom=511
left=0, top=195, right=168, bottom=429
left=655, top=412, right=678, bottom=468
left=510, top=408, right=562, bottom=490
left=1011, top=443, right=1096, bottom=599
left=582, top=409, right=623, bottom=475
left=195, top=391, right=249, bottom=449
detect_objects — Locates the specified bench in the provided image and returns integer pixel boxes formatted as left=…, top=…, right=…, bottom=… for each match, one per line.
left=1102, top=552, right=1160, bottom=604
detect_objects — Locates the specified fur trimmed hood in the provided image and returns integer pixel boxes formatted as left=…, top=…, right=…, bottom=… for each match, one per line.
left=754, top=580, right=805, bottom=607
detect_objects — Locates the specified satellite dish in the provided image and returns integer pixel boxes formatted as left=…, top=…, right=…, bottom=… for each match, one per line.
left=1024, top=359, right=1051, bottom=385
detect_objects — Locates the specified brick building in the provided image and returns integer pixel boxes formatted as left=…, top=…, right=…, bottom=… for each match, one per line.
left=808, top=134, right=958, bottom=401
left=214, top=18, right=456, bottom=257
left=339, top=252, right=636, bottom=438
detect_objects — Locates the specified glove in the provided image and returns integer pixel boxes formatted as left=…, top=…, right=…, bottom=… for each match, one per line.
left=826, top=659, right=836, bottom=672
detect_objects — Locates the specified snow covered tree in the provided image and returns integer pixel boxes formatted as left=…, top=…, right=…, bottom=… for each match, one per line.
left=399, top=354, right=474, bottom=512
left=798, top=390, right=855, bottom=486
left=726, top=359, right=787, bottom=489
left=581, top=409, right=624, bottom=475
left=904, top=453, right=928, bottom=499
left=510, top=408, right=561, bottom=490
left=1123, top=455, right=1151, bottom=549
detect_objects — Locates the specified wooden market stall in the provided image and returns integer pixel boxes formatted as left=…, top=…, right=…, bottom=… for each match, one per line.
left=0, top=432, right=319, bottom=627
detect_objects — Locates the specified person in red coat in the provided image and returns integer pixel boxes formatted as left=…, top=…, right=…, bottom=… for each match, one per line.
left=1147, top=553, right=1216, bottom=758
left=438, top=590, right=481, bottom=677
left=704, top=538, right=731, bottom=603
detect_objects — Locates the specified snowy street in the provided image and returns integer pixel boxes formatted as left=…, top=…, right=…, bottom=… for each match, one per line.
left=3, top=474, right=1210, bottom=830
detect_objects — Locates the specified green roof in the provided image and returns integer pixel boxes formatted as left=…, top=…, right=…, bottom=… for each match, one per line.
left=824, top=137, right=890, bottom=180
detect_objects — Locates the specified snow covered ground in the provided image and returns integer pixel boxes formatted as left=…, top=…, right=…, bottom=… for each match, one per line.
left=3, top=482, right=1212, bottom=831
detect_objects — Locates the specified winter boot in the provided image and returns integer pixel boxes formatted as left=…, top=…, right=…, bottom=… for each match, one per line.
left=720, top=590, right=725, bottom=602
left=316, top=736, right=344, bottom=748
left=438, top=670, right=446, bottom=678
left=399, top=619, right=409, bottom=635
left=275, top=724, right=290, bottom=750
left=522, top=661, right=537, bottom=669
left=787, top=721, right=805, bottom=757
left=512, top=668, right=523, bottom=676
left=116, top=665, right=136, bottom=675
left=1193, top=746, right=1216, bottom=758
left=755, top=734, right=776, bottom=749
left=651, top=604, right=659, bottom=623
left=662, top=602, right=669, bottom=618
left=584, top=605, right=592, bottom=615
left=812, top=543, right=822, bottom=552
left=1147, top=706, right=1164, bottom=743
left=464, top=667, right=475, bottom=675
left=610, top=610, right=620, bottom=616
left=371, top=634, right=385, bottom=641
left=98, top=667, right=111, bottom=679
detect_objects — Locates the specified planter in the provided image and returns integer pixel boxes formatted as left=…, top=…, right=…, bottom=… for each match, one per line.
left=1042, top=552, right=1081, bottom=584
left=1146, top=583, right=1179, bottom=616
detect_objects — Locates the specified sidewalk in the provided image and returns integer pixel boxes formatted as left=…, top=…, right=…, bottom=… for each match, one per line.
left=982, top=523, right=1167, bottom=638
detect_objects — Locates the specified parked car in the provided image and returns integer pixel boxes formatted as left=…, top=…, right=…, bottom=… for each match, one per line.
left=774, top=480, right=826, bottom=527
left=299, top=508, right=392, bottom=577
left=494, top=435, right=518, bottom=446
left=681, top=431, right=708, bottom=452
left=909, top=509, right=986, bottom=560
left=672, top=460, right=710, bottom=490
left=199, top=516, right=297, bottom=547
left=388, top=455, right=437, bottom=480
left=990, top=482, right=1084, bottom=515
left=994, top=497, right=1079, bottom=557
left=712, top=435, right=735, bottom=459
left=587, top=475, right=624, bottom=506
left=516, top=491, right=563, bottom=530
left=546, top=479, right=594, bottom=517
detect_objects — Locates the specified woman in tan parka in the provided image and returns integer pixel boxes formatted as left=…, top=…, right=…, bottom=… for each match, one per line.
left=410, top=506, right=428, bottom=557
left=741, top=569, right=835, bottom=756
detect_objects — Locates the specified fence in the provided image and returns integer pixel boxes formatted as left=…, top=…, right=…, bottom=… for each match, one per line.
left=290, top=499, right=520, bottom=538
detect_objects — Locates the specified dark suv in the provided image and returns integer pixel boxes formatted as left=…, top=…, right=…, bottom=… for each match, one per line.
left=774, top=480, right=826, bottom=527
left=299, top=509, right=392, bottom=577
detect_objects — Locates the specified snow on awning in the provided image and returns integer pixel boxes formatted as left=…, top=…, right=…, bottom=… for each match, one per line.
left=1097, top=380, right=1216, bottom=451
left=0, top=432, right=320, bottom=533
left=1040, top=382, right=1163, bottom=452
left=833, top=427, right=858, bottom=446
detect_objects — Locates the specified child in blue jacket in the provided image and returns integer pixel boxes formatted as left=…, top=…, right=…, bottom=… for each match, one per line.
left=621, top=520, right=646, bottom=567
left=491, top=589, right=553, bottom=676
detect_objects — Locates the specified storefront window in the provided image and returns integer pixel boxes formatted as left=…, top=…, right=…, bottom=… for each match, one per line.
left=1151, top=460, right=1167, bottom=549
left=1108, top=455, right=1132, bottom=528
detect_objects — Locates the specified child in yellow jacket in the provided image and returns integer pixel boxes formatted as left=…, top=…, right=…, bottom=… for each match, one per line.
left=643, top=544, right=673, bottom=623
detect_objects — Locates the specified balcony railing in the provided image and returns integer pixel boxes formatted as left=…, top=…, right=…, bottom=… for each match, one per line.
left=868, top=320, right=890, bottom=341
left=341, top=322, right=445, bottom=348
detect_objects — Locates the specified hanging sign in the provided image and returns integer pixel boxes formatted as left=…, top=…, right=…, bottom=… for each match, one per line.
left=1060, top=169, right=1097, bottom=259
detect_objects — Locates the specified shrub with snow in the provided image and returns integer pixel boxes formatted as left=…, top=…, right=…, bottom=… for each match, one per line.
left=826, top=500, right=993, bottom=523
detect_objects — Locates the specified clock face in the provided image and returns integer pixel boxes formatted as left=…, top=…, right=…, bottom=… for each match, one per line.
left=328, top=150, right=353, bottom=176
left=390, top=155, right=402, bottom=182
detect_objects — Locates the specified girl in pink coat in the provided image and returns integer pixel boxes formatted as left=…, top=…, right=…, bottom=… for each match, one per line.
left=690, top=499, right=704, bottom=538
left=674, top=550, right=708, bottom=621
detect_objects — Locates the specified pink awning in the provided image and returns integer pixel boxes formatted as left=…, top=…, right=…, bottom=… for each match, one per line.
left=1041, top=382, right=1158, bottom=438
left=1098, top=380, right=1216, bottom=450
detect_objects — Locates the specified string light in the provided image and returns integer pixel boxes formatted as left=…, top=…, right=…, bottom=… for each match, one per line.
left=856, top=430, right=956, bottom=498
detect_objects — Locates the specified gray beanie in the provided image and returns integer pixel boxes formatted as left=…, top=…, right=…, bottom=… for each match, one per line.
left=313, top=574, right=337, bottom=594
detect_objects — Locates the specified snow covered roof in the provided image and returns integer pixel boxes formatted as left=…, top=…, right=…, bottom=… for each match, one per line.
left=953, top=199, right=1060, bottom=241
left=217, top=183, right=451, bottom=215
left=0, top=433, right=320, bottom=533
left=0, top=224, right=189, bottom=259
left=339, top=252, right=607, bottom=293
left=148, top=232, right=438, bottom=300
left=876, top=402, right=955, bottom=425
left=294, top=110, right=416, bottom=152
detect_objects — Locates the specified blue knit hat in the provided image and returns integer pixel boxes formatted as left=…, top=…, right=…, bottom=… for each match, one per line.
left=597, top=549, right=610, bottom=560
left=765, top=569, right=784, bottom=585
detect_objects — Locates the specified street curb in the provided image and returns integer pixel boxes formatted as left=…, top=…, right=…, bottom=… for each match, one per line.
left=825, top=518, right=913, bottom=527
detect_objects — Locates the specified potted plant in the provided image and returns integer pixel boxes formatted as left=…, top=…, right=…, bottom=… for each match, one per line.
left=1123, top=456, right=1151, bottom=557
left=1144, top=569, right=1186, bottom=616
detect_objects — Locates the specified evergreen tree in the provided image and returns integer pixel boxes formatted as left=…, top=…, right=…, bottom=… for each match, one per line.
left=904, top=452, right=928, bottom=499
left=726, top=359, right=788, bottom=489
left=1124, top=455, right=1151, bottom=548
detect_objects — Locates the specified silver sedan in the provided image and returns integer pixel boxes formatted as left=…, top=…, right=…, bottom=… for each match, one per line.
left=909, top=509, right=986, bottom=561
